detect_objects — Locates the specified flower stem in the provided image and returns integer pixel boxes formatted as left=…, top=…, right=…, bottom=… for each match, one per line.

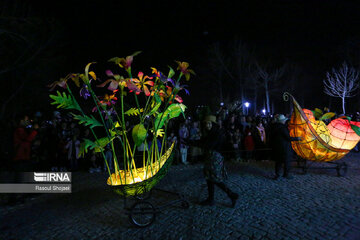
left=66, top=85, right=113, bottom=184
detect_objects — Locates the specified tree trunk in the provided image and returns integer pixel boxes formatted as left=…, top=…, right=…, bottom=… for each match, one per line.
left=219, top=84, right=223, bottom=103
left=265, top=81, right=270, bottom=113
left=241, top=87, right=245, bottom=115
left=342, top=97, right=346, bottom=115
left=254, top=87, right=257, bottom=115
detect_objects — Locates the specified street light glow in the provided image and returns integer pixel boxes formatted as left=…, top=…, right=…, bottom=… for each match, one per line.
left=244, top=102, right=250, bottom=108
left=262, top=109, right=266, bottom=114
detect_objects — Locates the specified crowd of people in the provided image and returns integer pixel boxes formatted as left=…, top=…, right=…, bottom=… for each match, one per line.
left=174, top=112, right=273, bottom=166
left=9, top=111, right=101, bottom=173
left=7, top=106, right=360, bottom=175
left=6, top=107, right=278, bottom=174
left=4, top=105, right=360, bottom=208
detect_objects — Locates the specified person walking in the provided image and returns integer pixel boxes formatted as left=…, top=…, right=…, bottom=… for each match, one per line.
left=269, top=114, right=301, bottom=179
left=189, top=115, right=238, bottom=208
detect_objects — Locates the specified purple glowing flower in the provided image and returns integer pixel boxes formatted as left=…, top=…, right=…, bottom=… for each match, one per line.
left=80, top=84, right=91, bottom=99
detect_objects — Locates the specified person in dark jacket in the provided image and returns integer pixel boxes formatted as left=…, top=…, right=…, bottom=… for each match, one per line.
left=270, top=114, right=301, bottom=179
left=190, top=115, right=239, bottom=207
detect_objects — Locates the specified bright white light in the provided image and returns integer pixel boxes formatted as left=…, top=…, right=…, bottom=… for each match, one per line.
left=244, top=102, right=250, bottom=108
left=262, top=109, right=266, bottom=114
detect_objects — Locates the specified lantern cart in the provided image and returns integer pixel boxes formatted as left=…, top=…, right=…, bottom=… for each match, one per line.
left=48, top=56, right=195, bottom=228
left=295, top=156, right=348, bottom=177
left=284, top=92, right=359, bottom=177
left=109, top=146, right=189, bottom=228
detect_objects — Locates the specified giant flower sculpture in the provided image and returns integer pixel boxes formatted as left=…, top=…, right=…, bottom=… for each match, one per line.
left=49, top=52, right=194, bottom=196
left=284, top=92, right=360, bottom=162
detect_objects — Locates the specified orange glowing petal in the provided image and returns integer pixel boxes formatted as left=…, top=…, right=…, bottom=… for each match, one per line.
left=145, top=81, right=154, bottom=86
left=144, top=86, right=150, bottom=96
left=166, top=86, right=172, bottom=95
left=131, top=78, right=140, bottom=83
left=151, top=67, right=160, bottom=76
left=175, top=95, right=183, bottom=103
left=89, top=71, right=97, bottom=80
left=303, top=109, right=315, bottom=122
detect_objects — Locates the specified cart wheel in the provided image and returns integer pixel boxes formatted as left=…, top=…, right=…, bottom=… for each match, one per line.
left=181, top=200, right=190, bottom=209
left=129, top=201, right=156, bottom=228
left=297, top=158, right=307, bottom=174
left=337, top=163, right=347, bottom=177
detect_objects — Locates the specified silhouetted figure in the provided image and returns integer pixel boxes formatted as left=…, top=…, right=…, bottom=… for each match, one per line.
left=13, top=117, right=38, bottom=164
left=270, top=114, right=301, bottom=179
left=191, top=115, right=238, bottom=208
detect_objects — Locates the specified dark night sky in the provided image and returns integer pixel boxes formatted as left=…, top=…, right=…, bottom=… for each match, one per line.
left=40, top=0, right=360, bottom=63
left=4, top=0, right=360, bottom=115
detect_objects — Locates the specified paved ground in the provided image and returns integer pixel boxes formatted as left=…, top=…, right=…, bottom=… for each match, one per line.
left=1, top=152, right=360, bottom=240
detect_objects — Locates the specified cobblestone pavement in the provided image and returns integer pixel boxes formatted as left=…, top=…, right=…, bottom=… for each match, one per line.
left=1, top=152, right=360, bottom=240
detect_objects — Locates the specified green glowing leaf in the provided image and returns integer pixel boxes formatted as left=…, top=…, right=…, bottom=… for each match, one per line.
left=312, top=108, right=323, bottom=120
left=148, top=94, right=162, bottom=116
left=351, top=124, right=360, bottom=137
left=49, top=91, right=81, bottom=111
left=130, top=51, right=142, bottom=57
left=125, top=108, right=143, bottom=116
left=108, top=57, right=121, bottom=65
left=72, top=114, right=103, bottom=129
left=168, top=66, right=175, bottom=78
left=78, top=138, right=97, bottom=158
left=132, top=124, right=147, bottom=146
left=94, top=137, right=113, bottom=152
left=78, top=137, right=114, bottom=156
left=154, top=103, right=187, bottom=130
left=319, top=112, right=335, bottom=121
left=167, top=103, right=186, bottom=119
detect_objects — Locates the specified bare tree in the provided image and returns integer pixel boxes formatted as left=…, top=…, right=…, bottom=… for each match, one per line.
left=207, top=39, right=255, bottom=112
left=323, top=62, right=360, bottom=114
left=208, top=42, right=233, bottom=103
left=255, top=62, right=286, bottom=114
left=233, top=39, right=253, bottom=114
left=244, top=67, right=262, bottom=114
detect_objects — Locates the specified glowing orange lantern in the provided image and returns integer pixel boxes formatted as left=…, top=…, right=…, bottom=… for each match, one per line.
left=284, top=93, right=360, bottom=162
left=328, top=118, right=360, bottom=150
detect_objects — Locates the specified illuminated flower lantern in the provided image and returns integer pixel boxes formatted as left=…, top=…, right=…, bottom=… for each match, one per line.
left=284, top=93, right=360, bottom=162
left=49, top=52, right=193, bottom=197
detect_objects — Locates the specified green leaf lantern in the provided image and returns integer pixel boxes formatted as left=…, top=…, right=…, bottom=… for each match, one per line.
left=132, top=124, right=147, bottom=146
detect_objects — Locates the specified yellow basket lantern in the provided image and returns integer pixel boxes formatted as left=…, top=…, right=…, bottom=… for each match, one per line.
left=49, top=56, right=194, bottom=198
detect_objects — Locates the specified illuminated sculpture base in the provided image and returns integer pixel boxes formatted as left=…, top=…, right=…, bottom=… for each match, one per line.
left=108, top=143, right=175, bottom=197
